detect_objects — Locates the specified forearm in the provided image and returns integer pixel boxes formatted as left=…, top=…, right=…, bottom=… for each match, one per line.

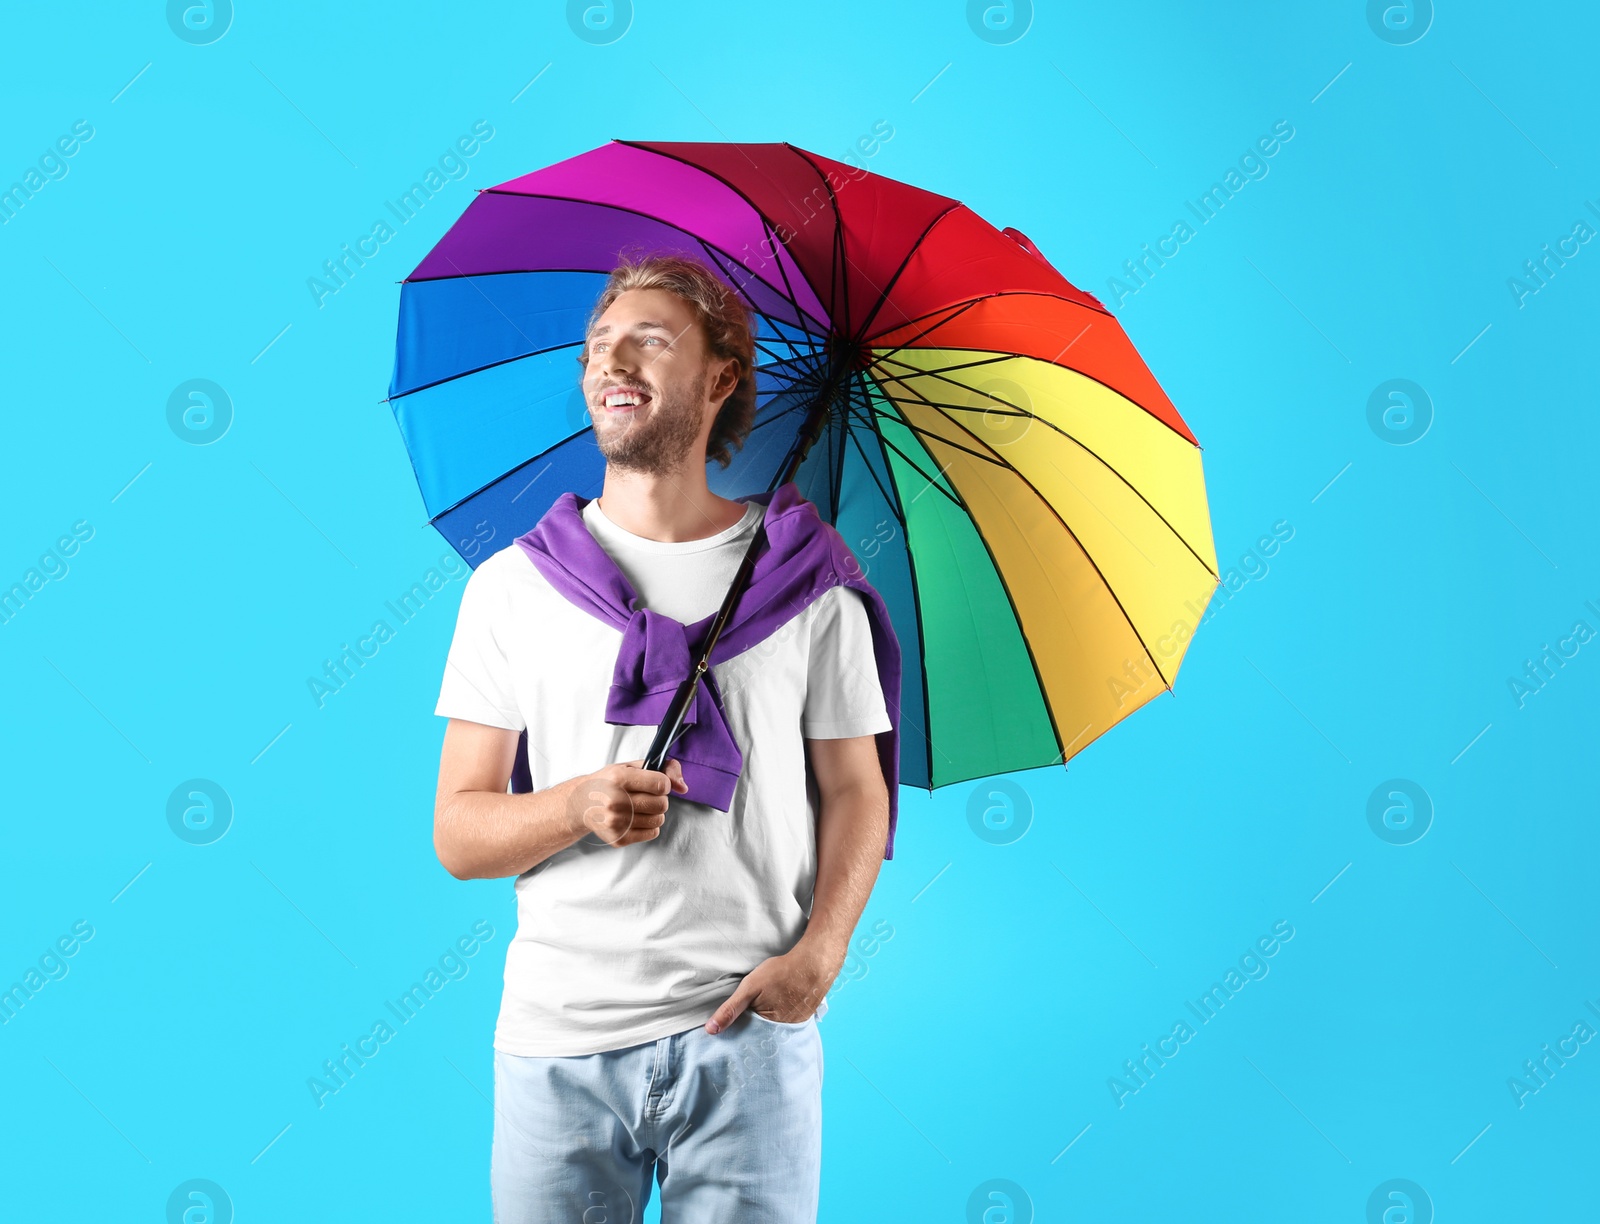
left=437, top=777, right=585, bottom=880
left=798, top=780, right=889, bottom=967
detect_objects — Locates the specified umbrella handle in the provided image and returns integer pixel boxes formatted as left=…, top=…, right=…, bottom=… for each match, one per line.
left=643, top=664, right=705, bottom=773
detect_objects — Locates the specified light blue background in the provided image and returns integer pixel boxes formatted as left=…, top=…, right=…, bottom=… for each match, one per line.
left=2, top=2, right=1595, bottom=1220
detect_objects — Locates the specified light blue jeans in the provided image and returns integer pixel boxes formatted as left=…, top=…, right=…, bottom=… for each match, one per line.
left=492, top=1008, right=824, bottom=1223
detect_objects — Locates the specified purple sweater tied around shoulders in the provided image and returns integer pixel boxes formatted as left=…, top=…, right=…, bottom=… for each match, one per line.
left=511, top=481, right=904, bottom=860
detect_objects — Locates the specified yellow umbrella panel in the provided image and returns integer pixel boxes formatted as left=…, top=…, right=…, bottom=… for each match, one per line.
left=859, top=347, right=1220, bottom=787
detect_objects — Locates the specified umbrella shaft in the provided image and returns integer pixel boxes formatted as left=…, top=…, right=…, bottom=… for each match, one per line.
left=643, top=353, right=852, bottom=775
left=644, top=673, right=701, bottom=772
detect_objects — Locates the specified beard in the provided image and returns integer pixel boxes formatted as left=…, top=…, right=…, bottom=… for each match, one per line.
left=591, top=365, right=709, bottom=477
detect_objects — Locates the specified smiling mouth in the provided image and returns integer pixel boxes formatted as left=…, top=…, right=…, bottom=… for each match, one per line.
left=601, top=388, right=653, bottom=412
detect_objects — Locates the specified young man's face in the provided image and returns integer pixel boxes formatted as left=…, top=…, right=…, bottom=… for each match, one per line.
left=582, top=287, right=731, bottom=477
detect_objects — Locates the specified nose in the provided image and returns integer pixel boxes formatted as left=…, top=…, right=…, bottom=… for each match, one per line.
left=597, top=343, right=640, bottom=384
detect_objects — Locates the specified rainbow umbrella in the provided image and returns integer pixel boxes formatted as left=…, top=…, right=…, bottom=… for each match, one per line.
left=387, top=140, right=1220, bottom=792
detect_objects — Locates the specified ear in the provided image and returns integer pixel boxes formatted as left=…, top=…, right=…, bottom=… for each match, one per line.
left=708, top=355, right=740, bottom=409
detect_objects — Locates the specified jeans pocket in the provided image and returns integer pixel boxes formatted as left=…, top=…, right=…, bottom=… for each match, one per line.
left=748, top=1009, right=813, bottom=1029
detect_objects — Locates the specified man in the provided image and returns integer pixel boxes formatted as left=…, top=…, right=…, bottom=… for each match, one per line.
left=431, top=252, right=900, bottom=1222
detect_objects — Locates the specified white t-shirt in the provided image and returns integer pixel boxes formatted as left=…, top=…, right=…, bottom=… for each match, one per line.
left=434, top=495, right=893, bottom=1056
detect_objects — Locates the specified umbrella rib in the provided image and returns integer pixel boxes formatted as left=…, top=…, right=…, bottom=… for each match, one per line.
left=781, top=141, right=853, bottom=342
left=391, top=296, right=818, bottom=405
left=391, top=328, right=811, bottom=407
left=756, top=369, right=820, bottom=393
left=390, top=250, right=587, bottom=400
left=740, top=217, right=829, bottom=370
left=615, top=140, right=838, bottom=333
left=743, top=381, right=844, bottom=451
left=761, top=145, right=851, bottom=340
left=900, top=395, right=1163, bottom=574
left=752, top=343, right=826, bottom=383
left=393, top=337, right=585, bottom=401
left=867, top=322, right=1200, bottom=448
left=869, top=351, right=1219, bottom=580
left=427, top=425, right=582, bottom=522
left=692, top=245, right=830, bottom=379
left=852, top=418, right=968, bottom=515
left=861, top=287, right=1115, bottom=348
left=752, top=350, right=803, bottom=380
left=430, top=212, right=829, bottom=396
left=838, top=385, right=910, bottom=537
left=870, top=379, right=1075, bottom=774
left=832, top=379, right=952, bottom=787
left=757, top=336, right=824, bottom=377
left=847, top=202, right=966, bottom=343
left=814, top=370, right=962, bottom=510
left=875, top=369, right=1177, bottom=691
left=828, top=373, right=858, bottom=521
left=742, top=409, right=803, bottom=446
left=755, top=379, right=807, bottom=408
left=871, top=354, right=1215, bottom=577
left=784, top=146, right=853, bottom=342
left=752, top=338, right=822, bottom=369
left=472, top=186, right=830, bottom=333
left=691, top=236, right=828, bottom=371
left=830, top=202, right=851, bottom=346
left=861, top=295, right=991, bottom=352
left=404, top=263, right=598, bottom=282
left=876, top=415, right=1010, bottom=474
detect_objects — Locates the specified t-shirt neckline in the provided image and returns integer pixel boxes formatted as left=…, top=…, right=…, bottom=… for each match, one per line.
left=582, top=497, right=762, bottom=556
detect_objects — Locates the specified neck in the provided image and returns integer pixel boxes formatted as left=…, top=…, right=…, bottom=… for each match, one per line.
left=595, top=466, right=748, bottom=543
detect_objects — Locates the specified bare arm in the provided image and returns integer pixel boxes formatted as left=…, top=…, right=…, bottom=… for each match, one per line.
left=797, top=733, right=891, bottom=968
left=433, top=718, right=688, bottom=880
left=433, top=719, right=580, bottom=880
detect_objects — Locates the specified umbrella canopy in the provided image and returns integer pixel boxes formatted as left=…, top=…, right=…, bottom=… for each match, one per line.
left=387, top=139, right=1220, bottom=792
